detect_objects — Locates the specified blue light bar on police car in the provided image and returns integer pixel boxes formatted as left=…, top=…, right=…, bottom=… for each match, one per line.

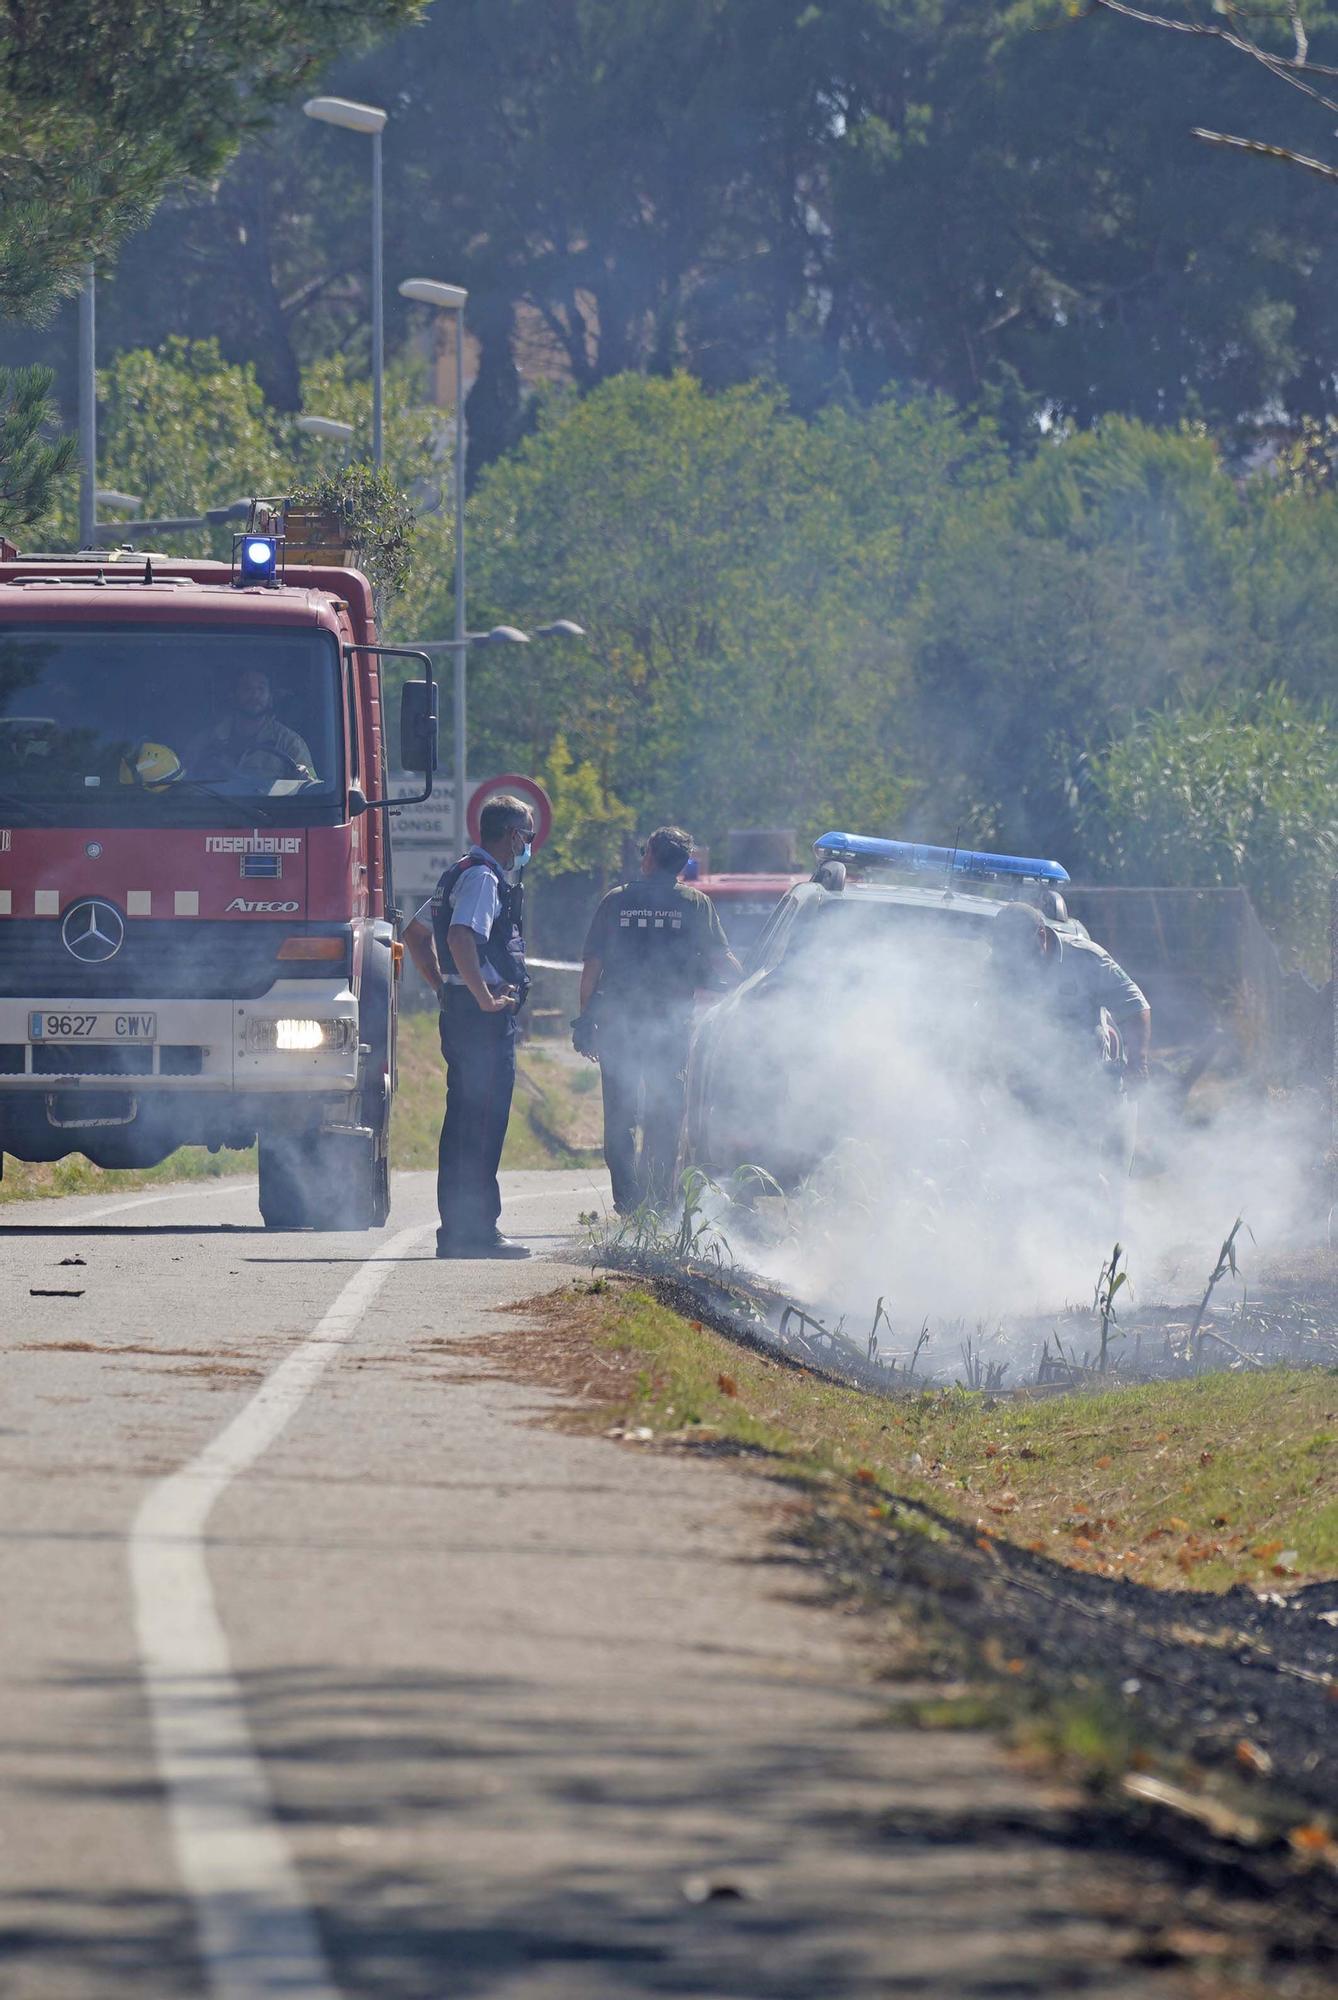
left=814, top=832, right=1069, bottom=885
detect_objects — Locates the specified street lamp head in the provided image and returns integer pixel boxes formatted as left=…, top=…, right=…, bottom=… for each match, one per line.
left=535, top=620, right=587, bottom=640
left=303, top=95, right=386, bottom=135
left=481, top=625, right=532, bottom=645
left=95, top=489, right=142, bottom=511
left=295, top=415, right=356, bottom=443
left=399, top=278, right=468, bottom=312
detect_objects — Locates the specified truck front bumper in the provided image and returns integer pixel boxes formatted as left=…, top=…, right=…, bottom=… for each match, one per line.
left=0, top=980, right=360, bottom=1095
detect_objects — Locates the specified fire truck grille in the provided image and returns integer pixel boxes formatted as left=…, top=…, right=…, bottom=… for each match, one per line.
left=159, top=1045, right=204, bottom=1076
left=0, top=921, right=348, bottom=999
left=0, top=1043, right=206, bottom=1078
left=32, top=1044, right=155, bottom=1076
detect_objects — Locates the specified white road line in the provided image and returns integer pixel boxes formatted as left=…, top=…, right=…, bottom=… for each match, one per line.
left=129, top=1223, right=430, bottom=1999
left=76, top=1180, right=258, bottom=1224
left=127, top=1178, right=600, bottom=1999
left=0, top=1176, right=258, bottom=1224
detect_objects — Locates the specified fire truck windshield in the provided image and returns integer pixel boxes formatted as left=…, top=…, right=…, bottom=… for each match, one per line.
left=0, top=624, right=343, bottom=823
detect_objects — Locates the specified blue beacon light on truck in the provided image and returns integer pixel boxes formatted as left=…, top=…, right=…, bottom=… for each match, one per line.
left=238, top=536, right=279, bottom=584
left=814, top=832, right=1070, bottom=886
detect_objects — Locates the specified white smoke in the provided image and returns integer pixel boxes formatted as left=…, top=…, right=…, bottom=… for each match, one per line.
left=696, top=919, right=1324, bottom=1364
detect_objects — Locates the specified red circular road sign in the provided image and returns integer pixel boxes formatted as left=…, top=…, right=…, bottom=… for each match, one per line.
left=466, top=774, right=553, bottom=850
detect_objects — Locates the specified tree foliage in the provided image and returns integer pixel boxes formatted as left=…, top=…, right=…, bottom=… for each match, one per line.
left=31, top=338, right=441, bottom=603
left=287, top=464, right=416, bottom=595
left=535, top=734, right=635, bottom=879
left=26, top=0, right=1338, bottom=457
left=1080, top=688, right=1338, bottom=958
left=0, top=367, right=78, bottom=533
left=20, top=336, right=1338, bottom=958
left=0, top=0, right=424, bottom=325
left=461, top=372, right=993, bottom=843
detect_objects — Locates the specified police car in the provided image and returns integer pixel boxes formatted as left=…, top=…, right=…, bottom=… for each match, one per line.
left=683, top=832, right=1076, bottom=1187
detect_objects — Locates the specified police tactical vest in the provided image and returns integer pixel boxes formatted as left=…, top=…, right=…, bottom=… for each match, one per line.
left=602, top=880, right=705, bottom=1004
left=433, top=853, right=530, bottom=1004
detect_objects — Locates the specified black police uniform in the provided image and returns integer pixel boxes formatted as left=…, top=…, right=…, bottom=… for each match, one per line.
left=584, top=872, right=727, bottom=1213
left=432, top=851, right=529, bottom=1250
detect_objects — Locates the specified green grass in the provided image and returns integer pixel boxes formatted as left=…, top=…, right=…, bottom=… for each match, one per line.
left=0, top=1142, right=257, bottom=1204
left=0, top=1014, right=601, bottom=1202
left=392, top=1013, right=603, bottom=1171
left=565, top=1283, right=1338, bottom=1591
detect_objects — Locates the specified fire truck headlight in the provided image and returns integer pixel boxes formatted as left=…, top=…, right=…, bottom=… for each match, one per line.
left=245, top=1017, right=355, bottom=1054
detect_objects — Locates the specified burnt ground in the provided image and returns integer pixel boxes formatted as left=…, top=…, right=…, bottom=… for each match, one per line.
left=595, top=1228, right=1338, bottom=1397
left=478, top=1278, right=1338, bottom=1993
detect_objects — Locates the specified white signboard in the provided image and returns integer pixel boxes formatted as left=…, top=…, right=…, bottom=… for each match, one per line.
left=387, top=773, right=471, bottom=915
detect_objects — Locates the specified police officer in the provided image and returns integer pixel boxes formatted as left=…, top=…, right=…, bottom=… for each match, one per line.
left=416, top=794, right=535, bottom=1259
left=576, top=826, right=741, bottom=1214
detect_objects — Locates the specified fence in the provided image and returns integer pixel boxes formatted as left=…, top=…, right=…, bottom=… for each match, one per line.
left=1064, top=884, right=1332, bottom=1086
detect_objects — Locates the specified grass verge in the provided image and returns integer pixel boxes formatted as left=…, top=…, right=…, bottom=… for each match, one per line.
left=505, top=1276, right=1338, bottom=1875
left=0, top=1015, right=601, bottom=1202
left=550, top=1280, right=1337, bottom=1590
left=392, top=1013, right=603, bottom=1171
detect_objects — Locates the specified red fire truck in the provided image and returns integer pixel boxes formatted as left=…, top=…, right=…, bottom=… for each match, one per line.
left=0, top=533, right=438, bottom=1228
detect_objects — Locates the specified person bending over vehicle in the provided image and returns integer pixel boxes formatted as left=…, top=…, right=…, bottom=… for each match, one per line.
left=989, top=900, right=1150, bottom=1178
left=990, top=902, right=1150, bottom=1072
left=577, top=826, right=742, bottom=1215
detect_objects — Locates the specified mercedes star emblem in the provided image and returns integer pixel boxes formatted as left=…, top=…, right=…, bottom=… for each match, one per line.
left=61, top=898, right=126, bottom=964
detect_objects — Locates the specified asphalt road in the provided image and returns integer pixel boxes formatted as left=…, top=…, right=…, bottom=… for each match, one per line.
left=1, top=1167, right=1193, bottom=1999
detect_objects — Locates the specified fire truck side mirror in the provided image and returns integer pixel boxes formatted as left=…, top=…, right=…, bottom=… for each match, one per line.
left=399, top=680, right=439, bottom=776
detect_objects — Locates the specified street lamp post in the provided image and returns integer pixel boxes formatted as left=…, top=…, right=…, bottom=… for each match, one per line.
left=399, top=278, right=470, bottom=853
left=77, top=263, right=96, bottom=549
left=303, top=96, right=388, bottom=469
left=411, top=623, right=586, bottom=853
left=295, top=415, right=356, bottom=446
left=92, top=499, right=252, bottom=540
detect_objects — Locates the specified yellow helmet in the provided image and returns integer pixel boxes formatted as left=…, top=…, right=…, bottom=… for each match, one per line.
left=118, top=740, right=183, bottom=790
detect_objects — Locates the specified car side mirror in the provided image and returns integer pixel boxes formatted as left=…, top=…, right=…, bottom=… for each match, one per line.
left=400, top=680, right=438, bottom=775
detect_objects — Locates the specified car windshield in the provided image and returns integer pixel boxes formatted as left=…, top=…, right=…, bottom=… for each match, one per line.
left=0, top=624, right=343, bottom=823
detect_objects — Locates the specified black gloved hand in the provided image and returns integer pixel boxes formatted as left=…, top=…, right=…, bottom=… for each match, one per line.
left=571, top=1011, right=599, bottom=1061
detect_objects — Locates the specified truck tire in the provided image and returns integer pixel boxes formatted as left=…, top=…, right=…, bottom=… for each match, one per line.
left=357, top=929, right=396, bottom=1227
left=258, top=1127, right=387, bottom=1230
left=257, top=928, right=396, bottom=1232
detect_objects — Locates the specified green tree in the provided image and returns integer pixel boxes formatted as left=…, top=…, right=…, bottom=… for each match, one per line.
left=0, top=0, right=425, bottom=326
left=0, top=367, right=77, bottom=533
left=462, top=371, right=996, bottom=847
left=906, top=420, right=1251, bottom=861
left=31, top=339, right=446, bottom=608
left=42, top=0, right=1338, bottom=470
left=535, top=734, right=634, bottom=878
left=1080, top=687, right=1338, bottom=962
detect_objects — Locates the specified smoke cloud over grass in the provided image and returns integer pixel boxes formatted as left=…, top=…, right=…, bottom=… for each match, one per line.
left=691, top=907, right=1325, bottom=1376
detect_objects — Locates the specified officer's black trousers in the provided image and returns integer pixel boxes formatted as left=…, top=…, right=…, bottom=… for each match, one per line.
left=599, top=1015, right=691, bottom=1215
left=437, top=989, right=516, bottom=1247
